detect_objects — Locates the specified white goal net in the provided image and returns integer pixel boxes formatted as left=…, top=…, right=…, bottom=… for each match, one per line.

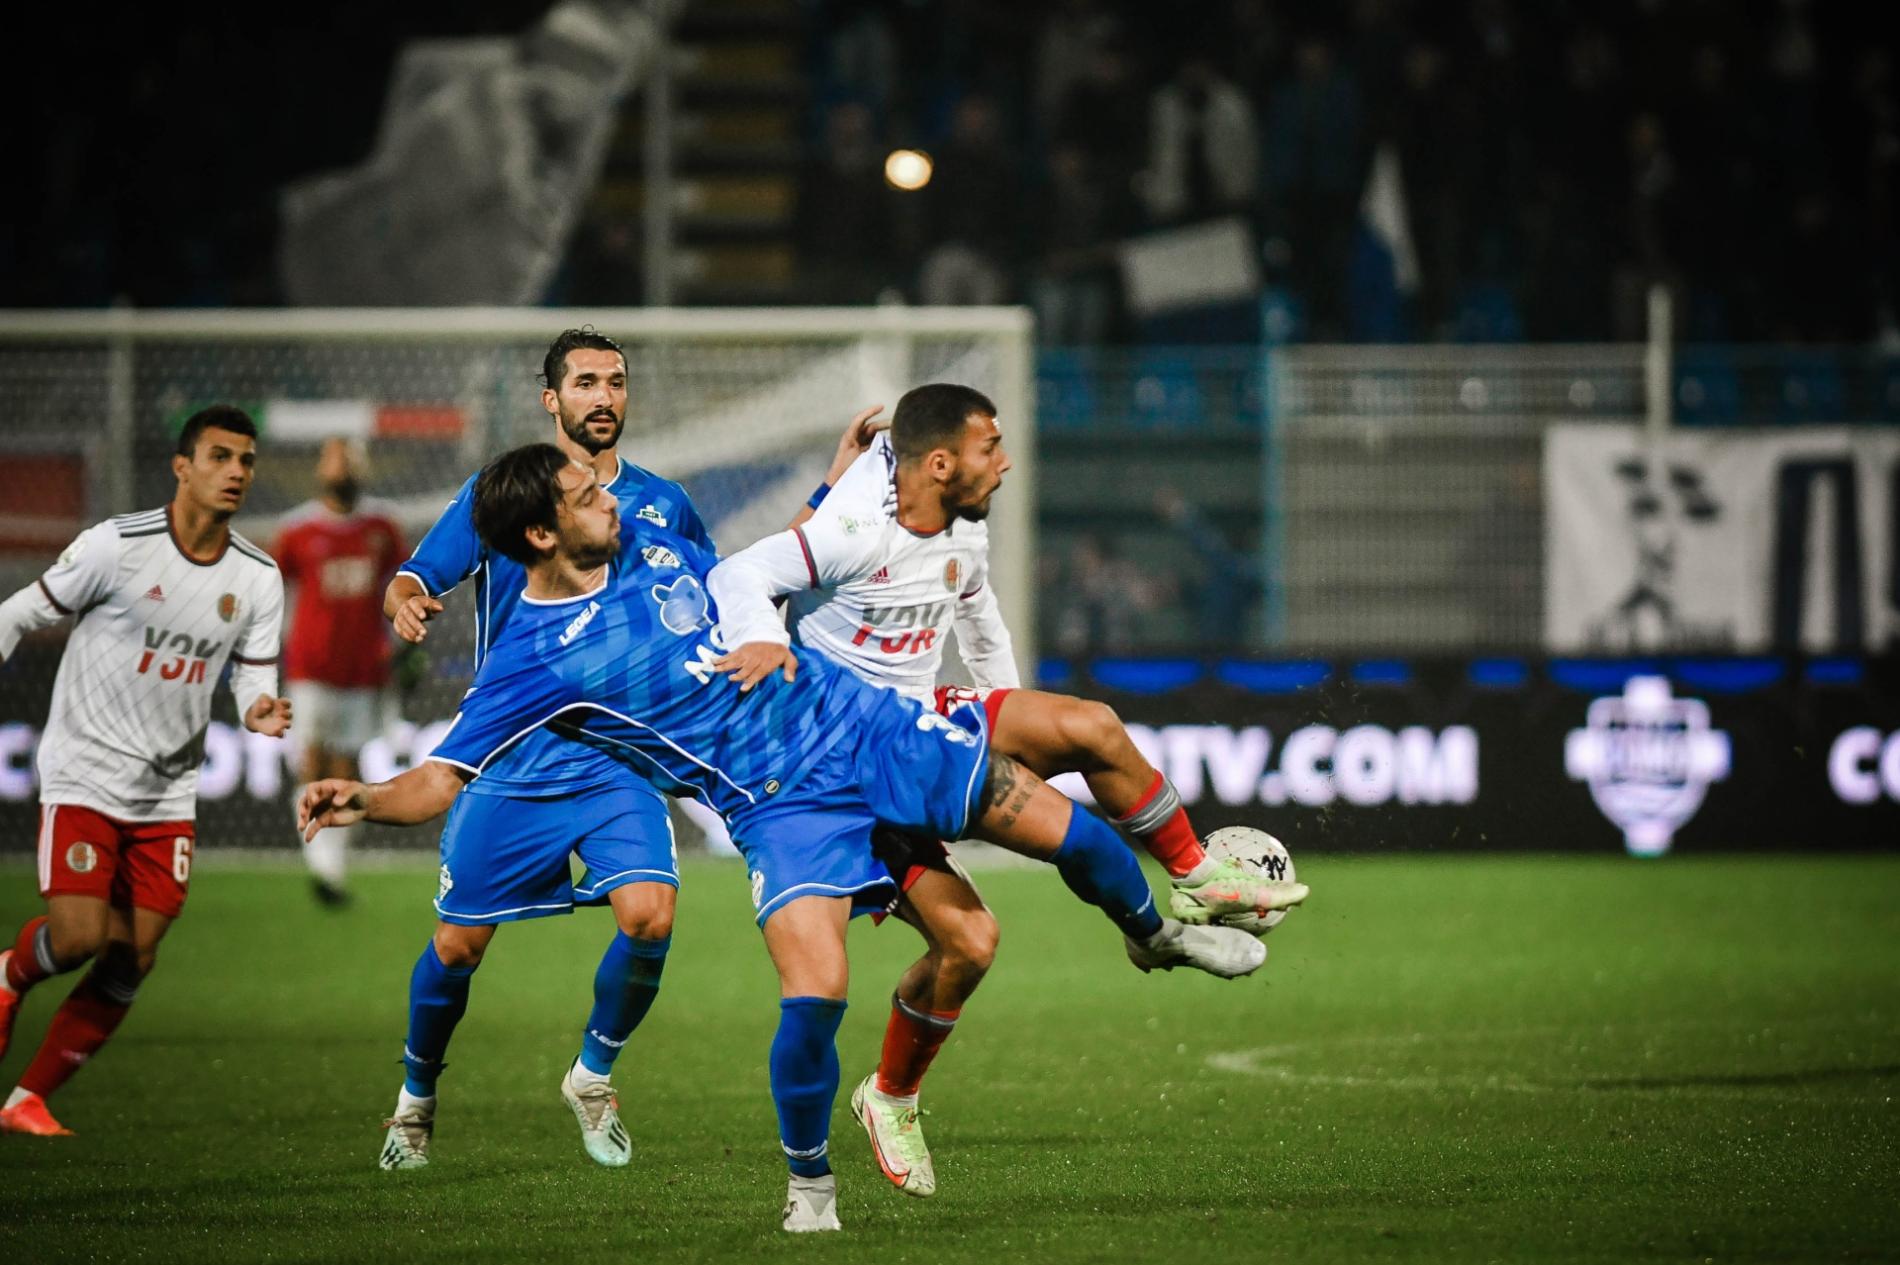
left=0, top=306, right=1035, bottom=854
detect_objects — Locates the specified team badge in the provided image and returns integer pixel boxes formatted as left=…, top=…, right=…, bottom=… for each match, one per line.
left=66, top=842, right=97, bottom=874
left=635, top=504, right=668, bottom=527
left=217, top=593, right=238, bottom=622
left=652, top=576, right=711, bottom=635
left=641, top=545, right=681, bottom=569
left=943, top=559, right=961, bottom=590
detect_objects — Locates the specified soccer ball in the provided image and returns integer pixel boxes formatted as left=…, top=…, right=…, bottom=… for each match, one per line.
left=1203, top=826, right=1296, bottom=935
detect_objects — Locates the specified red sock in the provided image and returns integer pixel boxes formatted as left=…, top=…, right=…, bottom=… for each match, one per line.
left=18, top=972, right=133, bottom=1099
left=1113, top=772, right=1205, bottom=877
left=5, top=916, right=51, bottom=995
left=875, top=995, right=959, bottom=1098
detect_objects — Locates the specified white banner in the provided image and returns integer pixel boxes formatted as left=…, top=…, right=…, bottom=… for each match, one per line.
left=1545, top=426, right=1900, bottom=653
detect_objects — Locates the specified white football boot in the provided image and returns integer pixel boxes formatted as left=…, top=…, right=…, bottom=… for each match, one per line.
left=378, top=1091, right=434, bottom=1170
left=561, top=1059, right=633, bottom=1167
left=849, top=1074, right=936, bottom=1197
left=1124, top=918, right=1267, bottom=979
left=782, top=1173, right=842, bottom=1232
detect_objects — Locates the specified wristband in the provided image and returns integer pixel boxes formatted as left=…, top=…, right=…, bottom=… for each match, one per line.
left=807, top=482, right=832, bottom=510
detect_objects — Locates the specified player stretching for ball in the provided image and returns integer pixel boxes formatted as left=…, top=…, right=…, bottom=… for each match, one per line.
left=370, top=328, right=883, bottom=1173
left=298, top=444, right=1268, bottom=1231
left=273, top=437, right=406, bottom=906
left=708, top=382, right=1305, bottom=1198
left=0, top=406, right=292, bottom=1137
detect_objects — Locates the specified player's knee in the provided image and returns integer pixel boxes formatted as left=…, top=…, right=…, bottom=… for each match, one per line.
left=943, top=908, right=1000, bottom=976
left=615, top=905, right=674, bottom=941
left=96, top=939, right=153, bottom=985
left=46, top=923, right=106, bottom=970
left=432, top=925, right=491, bottom=969
left=1060, top=699, right=1125, bottom=763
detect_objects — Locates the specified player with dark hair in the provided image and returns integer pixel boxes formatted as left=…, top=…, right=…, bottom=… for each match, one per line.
left=274, top=437, right=406, bottom=905
left=301, top=442, right=1270, bottom=1231
left=0, top=406, right=292, bottom=1136
left=372, top=328, right=884, bottom=1172
left=708, top=382, right=1303, bottom=1195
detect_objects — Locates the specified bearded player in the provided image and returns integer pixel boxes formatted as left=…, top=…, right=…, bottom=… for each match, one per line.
left=707, top=382, right=1304, bottom=1198
left=274, top=437, right=406, bottom=906
left=370, top=328, right=884, bottom=1173
left=0, top=406, right=292, bottom=1136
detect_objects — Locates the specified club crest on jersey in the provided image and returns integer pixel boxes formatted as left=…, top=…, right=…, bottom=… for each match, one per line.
left=635, top=504, right=669, bottom=527
left=66, top=842, right=98, bottom=874
left=943, top=559, right=961, bottom=590
left=641, top=544, right=681, bottom=569
left=652, top=575, right=711, bottom=635
left=217, top=593, right=238, bottom=622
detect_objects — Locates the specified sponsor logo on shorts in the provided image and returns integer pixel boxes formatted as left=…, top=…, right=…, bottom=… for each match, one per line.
left=218, top=593, right=238, bottom=622
left=764, top=778, right=781, bottom=794
left=66, top=841, right=98, bottom=874
left=749, top=868, right=765, bottom=909
left=437, top=864, right=455, bottom=902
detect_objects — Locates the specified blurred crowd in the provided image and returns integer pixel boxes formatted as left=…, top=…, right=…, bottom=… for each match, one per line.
left=800, top=0, right=1899, bottom=346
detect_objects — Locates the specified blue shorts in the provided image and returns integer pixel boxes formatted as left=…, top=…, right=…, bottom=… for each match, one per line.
left=726, top=692, right=989, bottom=926
left=434, top=781, right=677, bottom=926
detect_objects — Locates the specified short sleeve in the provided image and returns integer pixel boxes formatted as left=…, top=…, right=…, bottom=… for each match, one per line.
left=400, top=476, right=483, bottom=596
left=38, top=522, right=122, bottom=615
left=428, top=659, right=578, bottom=777
left=670, top=485, right=717, bottom=555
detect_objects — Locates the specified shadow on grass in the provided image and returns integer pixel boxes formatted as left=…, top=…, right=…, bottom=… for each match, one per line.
left=1580, top=1063, right=1900, bottom=1091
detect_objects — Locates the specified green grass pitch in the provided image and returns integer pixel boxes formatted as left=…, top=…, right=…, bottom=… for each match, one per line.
left=1, top=854, right=1895, bottom=1264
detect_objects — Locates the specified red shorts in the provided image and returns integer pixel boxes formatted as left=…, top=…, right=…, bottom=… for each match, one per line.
left=932, top=685, right=1012, bottom=731
left=37, top=804, right=195, bottom=918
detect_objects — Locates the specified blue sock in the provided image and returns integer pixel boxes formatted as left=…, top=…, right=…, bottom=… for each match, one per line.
left=770, top=996, right=847, bottom=1178
left=579, top=932, right=670, bottom=1076
left=402, top=941, right=476, bottom=1097
left=1052, top=804, right=1165, bottom=940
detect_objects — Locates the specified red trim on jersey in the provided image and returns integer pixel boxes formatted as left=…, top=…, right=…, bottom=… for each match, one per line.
left=165, top=504, right=231, bottom=567
left=36, top=578, right=72, bottom=615
left=793, top=527, right=819, bottom=586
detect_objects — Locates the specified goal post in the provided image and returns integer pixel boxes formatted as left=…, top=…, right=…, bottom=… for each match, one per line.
left=0, top=305, right=1036, bottom=852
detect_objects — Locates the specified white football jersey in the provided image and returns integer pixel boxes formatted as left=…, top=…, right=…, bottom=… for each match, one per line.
left=710, top=433, right=1018, bottom=703
left=33, top=507, right=284, bottom=821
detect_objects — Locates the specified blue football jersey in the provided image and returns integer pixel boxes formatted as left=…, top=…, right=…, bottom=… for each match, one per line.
left=400, top=456, right=712, bottom=798
left=429, top=524, right=893, bottom=820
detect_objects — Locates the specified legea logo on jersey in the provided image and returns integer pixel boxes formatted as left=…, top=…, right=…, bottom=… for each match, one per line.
left=635, top=504, right=668, bottom=527
left=652, top=576, right=710, bottom=635
left=1564, top=675, right=1731, bottom=856
left=559, top=600, right=602, bottom=647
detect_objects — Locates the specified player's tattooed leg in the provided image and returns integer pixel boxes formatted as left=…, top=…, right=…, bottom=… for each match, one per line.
left=981, top=753, right=1036, bottom=832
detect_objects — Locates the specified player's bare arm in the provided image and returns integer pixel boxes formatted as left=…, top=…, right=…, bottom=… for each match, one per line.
left=298, top=761, right=466, bottom=840
left=712, top=641, right=798, bottom=691
left=383, top=573, right=444, bottom=644
left=785, top=404, right=889, bottom=531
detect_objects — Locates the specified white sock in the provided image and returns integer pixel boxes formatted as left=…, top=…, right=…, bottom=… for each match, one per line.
left=5, top=1086, right=33, bottom=1110
left=789, top=1172, right=835, bottom=1192
left=569, top=1057, right=610, bottom=1088
left=873, top=1085, right=919, bottom=1110
left=395, top=1086, right=435, bottom=1115
left=1180, top=856, right=1219, bottom=884
left=304, top=824, right=351, bottom=887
